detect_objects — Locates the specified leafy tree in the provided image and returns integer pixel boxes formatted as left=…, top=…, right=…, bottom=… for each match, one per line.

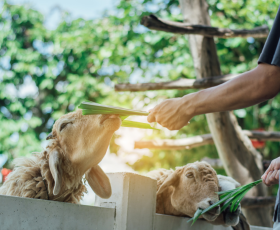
left=1, top=0, right=280, bottom=197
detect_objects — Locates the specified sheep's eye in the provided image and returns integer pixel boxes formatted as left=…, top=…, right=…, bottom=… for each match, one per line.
left=60, top=122, right=71, bottom=131
left=186, top=173, right=194, bottom=178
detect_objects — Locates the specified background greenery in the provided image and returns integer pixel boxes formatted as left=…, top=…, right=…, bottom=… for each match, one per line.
left=0, top=0, right=279, bottom=194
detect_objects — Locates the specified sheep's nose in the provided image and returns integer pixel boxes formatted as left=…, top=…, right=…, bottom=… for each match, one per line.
left=208, top=200, right=213, bottom=205
left=206, top=205, right=220, bottom=215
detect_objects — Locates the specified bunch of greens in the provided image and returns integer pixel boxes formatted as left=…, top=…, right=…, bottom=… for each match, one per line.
left=187, top=179, right=263, bottom=225
left=78, top=102, right=157, bottom=130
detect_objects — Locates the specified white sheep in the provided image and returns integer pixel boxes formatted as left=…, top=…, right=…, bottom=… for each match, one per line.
left=147, top=162, right=250, bottom=230
left=0, top=110, right=121, bottom=203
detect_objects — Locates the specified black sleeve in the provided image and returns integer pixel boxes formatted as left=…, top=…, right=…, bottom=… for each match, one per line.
left=258, top=7, right=280, bottom=67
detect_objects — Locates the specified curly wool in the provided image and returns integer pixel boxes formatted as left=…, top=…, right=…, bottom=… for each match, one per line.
left=0, top=148, right=87, bottom=204
left=147, top=168, right=173, bottom=191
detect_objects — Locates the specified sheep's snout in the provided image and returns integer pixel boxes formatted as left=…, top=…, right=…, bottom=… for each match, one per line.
left=197, top=197, right=218, bottom=210
left=197, top=197, right=220, bottom=221
left=201, top=205, right=220, bottom=221
left=99, top=114, right=122, bottom=130
left=100, top=114, right=120, bottom=125
left=205, top=205, right=220, bottom=215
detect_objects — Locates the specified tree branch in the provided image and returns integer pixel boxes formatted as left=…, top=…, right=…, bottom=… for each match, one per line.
left=134, top=134, right=213, bottom=150
left=202, top=157, right=271, bottom=171
left=141, top=15, right=269, bottom=38
left=115, top=74, right=237, bottom=92
left=241, top=196, right=276, bottom=209
left=134, top=130, right=280, bottom=150
left=242, top=130, right=280, bottom=141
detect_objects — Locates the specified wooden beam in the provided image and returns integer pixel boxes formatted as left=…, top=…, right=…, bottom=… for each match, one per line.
left=202, top=157, right=272, bottom=171
left=135, top=134, right=213, bottom=150
left=201, top=157, right=224, bottom=168
left=134, top=131, right=280, bottom=150
left=241, top=196, right=276, bottom=209
left=243, top=130, right=280, bottom=141
left=141, top=14, right=269, bottom=38
left=115, top=74, right=237, bottom=92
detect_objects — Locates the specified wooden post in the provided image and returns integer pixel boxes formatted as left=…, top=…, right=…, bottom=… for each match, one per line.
left=179, top=0, right=271, bottom=226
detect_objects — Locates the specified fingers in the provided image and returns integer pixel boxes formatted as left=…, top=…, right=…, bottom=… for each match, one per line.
left=262, top=162, right=274, bottom=180
left=264, top=170, right=279, bottom=186
left=147, top=111, right=156, bottom=123
left=264, top=171, right=273, bottom=186
left=276, top=170, right=280, bottom=181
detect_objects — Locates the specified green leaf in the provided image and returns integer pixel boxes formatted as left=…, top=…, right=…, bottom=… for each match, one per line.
left=120, top=116, right=129, bottom=121
left=220, top=196, right=235, bottom=213
left=121, top=120, right=158, bottom=130
left=217, top=187, right=239, bottom=195
left=192, top=208, right=203, bottom=225
left=230, top=190, right=247, bottom=212
left=189, top=179, right=263, bottom=225
left=187, top=208, right=203, bottom=225
left=79, top=101, right=156, bottom=130
left=79, top=101, right=149, bottom=116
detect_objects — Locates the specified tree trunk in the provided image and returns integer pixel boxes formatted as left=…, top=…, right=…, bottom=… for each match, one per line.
left=179, top=0, right=271, bottom=226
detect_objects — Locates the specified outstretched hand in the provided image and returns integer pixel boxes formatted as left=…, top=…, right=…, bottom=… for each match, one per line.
left=261, top=157, right=280, bottom=186
left=147, top=97, right=194, bottom=130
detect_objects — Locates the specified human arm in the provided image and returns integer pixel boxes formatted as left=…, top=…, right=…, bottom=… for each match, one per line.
left=147, top=64, right=280, bottom=130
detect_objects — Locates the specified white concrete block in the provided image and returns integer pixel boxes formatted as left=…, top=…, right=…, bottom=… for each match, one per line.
left=0, top=195, right=115, bottom=230
left=95, top=172, right=157, bottom=230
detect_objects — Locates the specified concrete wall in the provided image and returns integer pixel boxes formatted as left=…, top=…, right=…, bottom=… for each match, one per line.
left=95, top=172, right=272, bottom=230
left=0, top=172, right=273, bottom=230
left=0, top=195, right=115, bottom=230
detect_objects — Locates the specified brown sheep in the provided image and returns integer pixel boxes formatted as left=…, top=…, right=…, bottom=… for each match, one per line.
left=147, top=162, right=250, bottom=230
left=0, top=109, right=121, bottom=203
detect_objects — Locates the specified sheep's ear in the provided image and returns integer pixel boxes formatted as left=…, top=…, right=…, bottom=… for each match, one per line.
left=49, top=149, right=63, bottom=196
left=157, top=169, right=181, bottom=195
left=46, top=132, right=54, bottom=140
left=217, top=175, right=241, bottom=192
left=86, top=165, right=112, bottom=199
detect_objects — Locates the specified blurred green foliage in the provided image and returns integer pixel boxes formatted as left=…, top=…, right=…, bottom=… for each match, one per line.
left=0, top=0, right=279, bottom=191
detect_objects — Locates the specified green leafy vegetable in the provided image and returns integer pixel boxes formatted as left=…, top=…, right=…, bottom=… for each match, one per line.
left=122, top=120, right=158, bottom=130
left=78, top=101, right=157, bottom=130
left=188, top=208, right=203, bottom=226
left=79, top=102, right=149, bottom=116
left=187, top=179, right=263, bottom=225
